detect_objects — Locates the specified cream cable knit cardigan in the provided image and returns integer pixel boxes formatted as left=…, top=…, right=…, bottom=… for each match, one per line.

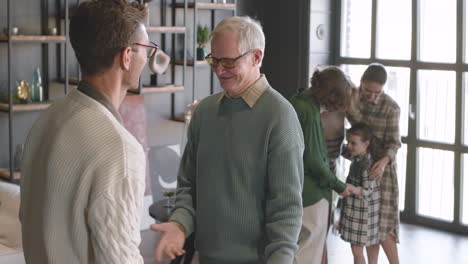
left=19, top=89, right=145, bottom=264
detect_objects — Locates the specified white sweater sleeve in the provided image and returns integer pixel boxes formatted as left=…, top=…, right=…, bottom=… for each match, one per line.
left=87, top=175, right=145, bottom=264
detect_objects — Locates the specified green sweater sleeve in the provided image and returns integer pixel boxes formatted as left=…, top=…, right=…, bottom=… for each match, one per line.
left=168, top=110, right=198, bottom=237
left=264, top=105, right=304, bottom=263
left=293, top=98, right=346, bottom=194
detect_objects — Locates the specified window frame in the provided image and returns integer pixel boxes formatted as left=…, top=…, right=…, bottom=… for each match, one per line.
left=334, top=0, right=468, bottom=235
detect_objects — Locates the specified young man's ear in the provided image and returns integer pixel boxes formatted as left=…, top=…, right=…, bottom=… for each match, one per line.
left=120, top=46, right=133, bottom=71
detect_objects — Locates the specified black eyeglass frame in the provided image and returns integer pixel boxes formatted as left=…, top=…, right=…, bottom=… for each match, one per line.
left=204, top=50, right=253, bottom=69
left=132, top=41, right=159, bottom=58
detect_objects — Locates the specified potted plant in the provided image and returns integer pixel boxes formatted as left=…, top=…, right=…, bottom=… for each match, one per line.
left=197, top=24, right=210, bottom=60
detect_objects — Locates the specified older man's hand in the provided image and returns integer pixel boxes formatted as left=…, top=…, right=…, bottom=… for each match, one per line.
left=151, top=222, right=186, bottom=261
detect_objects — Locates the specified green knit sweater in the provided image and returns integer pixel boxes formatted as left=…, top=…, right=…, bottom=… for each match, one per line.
left=169, top=87, right=304, bottom=263
left=289, top=90, right=346, bottom=207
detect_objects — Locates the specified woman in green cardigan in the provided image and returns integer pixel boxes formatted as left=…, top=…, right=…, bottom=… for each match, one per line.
left=290, top=66, right=361, bottom=264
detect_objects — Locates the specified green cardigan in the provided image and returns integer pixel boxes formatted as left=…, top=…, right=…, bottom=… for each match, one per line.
left=290, top=89, right=346, bottom=207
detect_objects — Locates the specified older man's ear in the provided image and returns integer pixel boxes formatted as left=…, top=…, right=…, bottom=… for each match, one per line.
left=252, top=49, right=263, bottom=66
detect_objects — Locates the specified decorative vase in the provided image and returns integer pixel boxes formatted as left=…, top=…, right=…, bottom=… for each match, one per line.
left=196, top=47, right=206, bottom=61
left=31, top=67, right=43, bottom=102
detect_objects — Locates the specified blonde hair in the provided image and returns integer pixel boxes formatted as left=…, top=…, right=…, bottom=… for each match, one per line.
left=210, top=16, right=265, bottom=55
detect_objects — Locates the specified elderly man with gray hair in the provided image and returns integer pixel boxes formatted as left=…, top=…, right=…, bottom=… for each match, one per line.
left=152, top=16, right=305, bottom=263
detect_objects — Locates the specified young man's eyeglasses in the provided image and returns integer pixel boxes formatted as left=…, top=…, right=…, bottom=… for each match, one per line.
left=205, top=50, right=253, bottom=69
left=132, top=42, right=159, bottom=58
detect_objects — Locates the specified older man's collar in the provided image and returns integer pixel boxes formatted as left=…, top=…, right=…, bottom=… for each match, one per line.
left=216, top=75, right=269, bottom=108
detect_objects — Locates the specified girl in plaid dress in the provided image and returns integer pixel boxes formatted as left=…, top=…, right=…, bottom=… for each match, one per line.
left=340, top=123, right=381, bottom=264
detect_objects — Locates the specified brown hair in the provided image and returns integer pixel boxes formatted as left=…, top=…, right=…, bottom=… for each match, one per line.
left=347, top=122, right=375, bottom=154
left=70, top=0, right=147, bottom=76
left=310, top=66, right=353, bottom=111
left=361, top=63, right=387, bottom=85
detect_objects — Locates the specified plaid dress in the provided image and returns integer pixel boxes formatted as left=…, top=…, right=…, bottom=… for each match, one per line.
left=340, top=155, right=381, bottom=246
left=346, top=92, right=401, bottom=242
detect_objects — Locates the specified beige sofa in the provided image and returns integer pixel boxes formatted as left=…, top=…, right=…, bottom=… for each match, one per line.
left=0, top=181, right=25, bottom=264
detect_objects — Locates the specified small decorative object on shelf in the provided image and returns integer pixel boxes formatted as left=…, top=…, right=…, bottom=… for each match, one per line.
left=149, top=49, right=171, bottom=74
left=162, top=189, right=176, bottom=208
left=17, top=80, right=30, bottom=103
left=31, top=67, right=43, bottom=102
left=3, top=27, right=19, bottom=36
left=197, top=24, right=210, bottom=60
left=149, top=49, right=171, bottom=86
left=48, top=27, right=57, bottom=36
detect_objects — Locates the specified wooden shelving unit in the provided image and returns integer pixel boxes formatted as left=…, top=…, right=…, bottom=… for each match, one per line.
left=175, top=59, right=208, bottom=66
left=175, top=1, right=237, bottom=101
left=0, top=35, right=67, bottom=43
left=135, top=0, right=188, bottom=120
left=128, top=85, right=184, bottom=94
left=171, top=115, right=185, bottom=123
left=0, top=102, right=52, bottom=112
left=0, top=0, right=70, bottom=182
left=0, top=168, right=20, bottom=181
left=174, top=2, right=235, bottom=10
left=146, top=26, right=186, bottom=34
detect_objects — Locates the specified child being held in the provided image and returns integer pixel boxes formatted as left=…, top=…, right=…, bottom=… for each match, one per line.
left=340, top=122, right=381, bottom=264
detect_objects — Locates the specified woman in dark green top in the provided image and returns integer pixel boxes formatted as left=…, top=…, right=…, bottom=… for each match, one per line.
left=290, top=66, right=361, bottom=264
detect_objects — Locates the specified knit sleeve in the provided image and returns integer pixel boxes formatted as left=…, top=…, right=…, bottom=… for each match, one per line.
left=264, top=103, right=304, bottom=263
left=87, top=138, right=146, bottom=264
left=168, top=108, right=198, bottom=237
left=292, top=98, right=346, bottom=194
left=87, top=175, right=145, bottom=264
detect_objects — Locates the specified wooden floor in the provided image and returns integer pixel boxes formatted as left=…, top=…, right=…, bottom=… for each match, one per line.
left=139, top=223, right=468, bottom=264
left=326, top=223, right=468, bottom=264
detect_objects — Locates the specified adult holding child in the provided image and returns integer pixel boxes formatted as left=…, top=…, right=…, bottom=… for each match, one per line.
left=346, top=63, right=401, bottom=264
left=290, top=66, right=361, bottom=264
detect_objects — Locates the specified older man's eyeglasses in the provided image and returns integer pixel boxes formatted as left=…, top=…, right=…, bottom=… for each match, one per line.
left=205, top=50, right=253, bottom=69
left=132, top=42, right=159, bottom=58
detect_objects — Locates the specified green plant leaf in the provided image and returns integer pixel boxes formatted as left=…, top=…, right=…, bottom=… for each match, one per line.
left=197, top=24, right=210, bottom=48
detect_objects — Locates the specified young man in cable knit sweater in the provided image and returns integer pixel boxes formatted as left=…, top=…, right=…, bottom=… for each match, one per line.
left=19, top=1, right=153, bottom=263
left=152, top=16, right=305, bottom=263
